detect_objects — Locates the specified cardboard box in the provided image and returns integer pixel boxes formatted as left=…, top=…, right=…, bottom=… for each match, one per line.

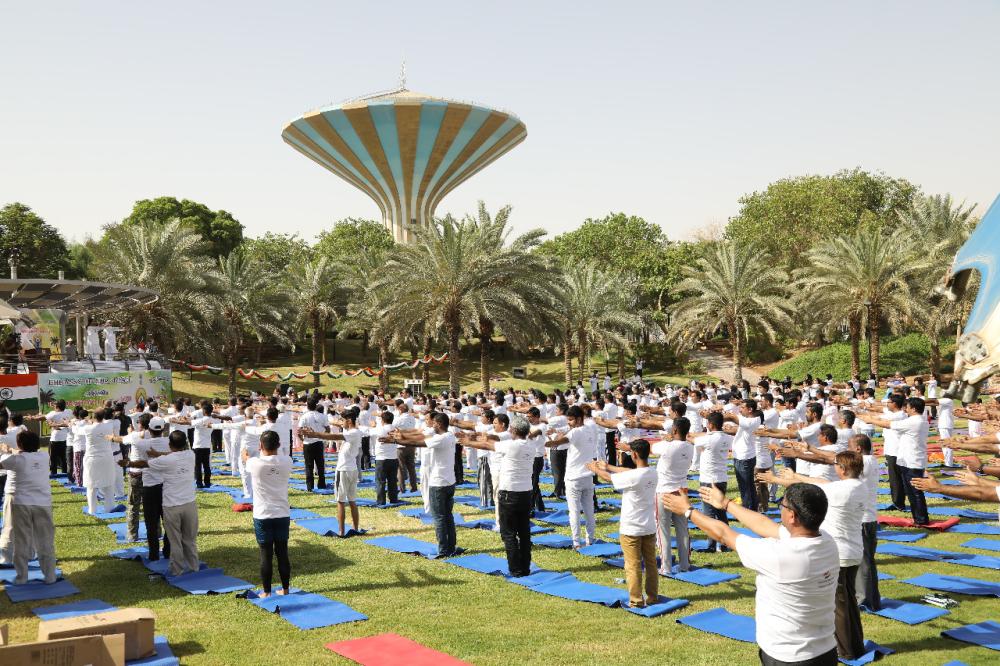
left=37, top=608, right=155, bottom=660
left=0, top=625, right=125, bottom=666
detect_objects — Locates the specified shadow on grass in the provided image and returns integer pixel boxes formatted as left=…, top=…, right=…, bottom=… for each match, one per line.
left=167, top=640, right=206, bottom=660
left=320, top=566, right=464, bottom=595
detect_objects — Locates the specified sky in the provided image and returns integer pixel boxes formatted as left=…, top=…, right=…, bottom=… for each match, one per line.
left=3, top=2, right=1000, bottom=245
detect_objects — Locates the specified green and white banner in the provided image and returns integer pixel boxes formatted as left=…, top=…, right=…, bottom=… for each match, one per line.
left=37, top=370, right=172, bottom=412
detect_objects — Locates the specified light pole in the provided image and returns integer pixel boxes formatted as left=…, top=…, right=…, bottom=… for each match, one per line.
left=863, top=300, right=873, bottom=377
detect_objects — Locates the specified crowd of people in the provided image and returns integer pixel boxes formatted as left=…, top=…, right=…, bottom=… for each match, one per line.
left=1, top=370, right=1000, bottom=663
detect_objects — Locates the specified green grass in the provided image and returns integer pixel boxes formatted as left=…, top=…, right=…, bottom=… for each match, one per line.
left=772, top=334, right=956, bottom=381
left=171, top=339, right=714, bottom=400
left=3, top=457, right=999, bottom=665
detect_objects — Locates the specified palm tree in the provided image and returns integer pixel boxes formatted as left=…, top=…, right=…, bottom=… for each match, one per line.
left=554, top=263, right=643, bottom=386
left=667, top=240, right=792, bottom=382
left=339, top=247, right=395, bottom=392
left=379, top=203, right=550, bottom=393
left=289, top=255, right=340, bottom=386
left=898, top=194, right=978, bottom=373
left=90, top=219, right=219, bottom=358
left=795, top=226, right=920, bottom=377
left=211, top=249, right=293, bottom=395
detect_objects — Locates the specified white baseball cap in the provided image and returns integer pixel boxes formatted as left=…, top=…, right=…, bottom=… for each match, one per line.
left=148, top=416, right=167, bottom=430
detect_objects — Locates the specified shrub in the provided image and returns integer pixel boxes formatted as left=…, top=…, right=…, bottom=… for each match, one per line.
left=771, top=334, right=955, bottom=381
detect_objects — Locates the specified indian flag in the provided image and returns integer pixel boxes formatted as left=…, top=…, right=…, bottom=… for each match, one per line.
left=0, top=374, right=39, bottom=412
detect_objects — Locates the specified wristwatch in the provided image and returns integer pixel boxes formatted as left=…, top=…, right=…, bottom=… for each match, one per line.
left=684, top=507, right=695, bottom=520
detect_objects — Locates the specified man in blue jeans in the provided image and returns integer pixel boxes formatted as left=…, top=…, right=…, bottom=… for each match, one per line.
left=391, top=412, right=460, bottom=557
left=722, top=399, right=763, bottom=512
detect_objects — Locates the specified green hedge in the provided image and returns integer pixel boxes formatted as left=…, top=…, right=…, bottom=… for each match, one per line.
left=771, top=333, right=955, bottom=381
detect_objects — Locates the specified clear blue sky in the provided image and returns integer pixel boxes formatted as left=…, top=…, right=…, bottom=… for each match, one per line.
left=3, top=1, right=999, bottom=244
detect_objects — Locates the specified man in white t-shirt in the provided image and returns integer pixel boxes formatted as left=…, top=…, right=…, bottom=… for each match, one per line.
left=462, top=416, right=537, bottom=576
left=647, top=416, right=692, bottom=574
left=759, top=451, right=867, bottom=659
left=244, top=431, right=293, bottom=597
left=300, top=409, right=362, bottom=537
left=862, top=397, right=930, bottom=525
left=135, top=432, right=199, bottom=577
left=924, top=395, right=956, bottom=466
left=722, top=399, right=764, bottom=513
left=858, top=394, right=907, bottom=511
left=663, top=479, right=839, bottom=665
left=590, top=438, right=658, bottom=608
left=690, top=412, right=734, bottom=552
left=44, top=400, right=73, bottom=476
left=367, top=410, right=400, bottom=506
left=391, top=413, right=460, bottom=557
left=123, top=416, right=171, bottom=561
left=0, top=430, right=57, bottom=585
left=525, top=407, right=548, bottom=514
left=297, top=399, right=329, bottom=492
left=545, top=405, right=597, bottom=548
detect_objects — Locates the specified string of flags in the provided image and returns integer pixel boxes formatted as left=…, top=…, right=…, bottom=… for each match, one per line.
left=169, top=353, right=449, bottom=381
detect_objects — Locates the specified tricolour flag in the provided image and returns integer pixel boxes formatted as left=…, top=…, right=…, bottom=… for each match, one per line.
left=0, top=373, right=39, bottom=412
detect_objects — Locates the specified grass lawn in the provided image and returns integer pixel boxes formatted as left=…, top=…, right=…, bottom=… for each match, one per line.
left=2, top=451, right=999, bottom=665
left=171, top=340, right=714, bottom=400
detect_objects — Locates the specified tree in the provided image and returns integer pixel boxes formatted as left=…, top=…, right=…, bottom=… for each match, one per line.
left=795, top=227, right=921, bottom=377
left=122, top=196, right=244, bottom=258
left=554, top=263, right=644, bottom=386
left=725, top=169, right=919, bottom=270
left=667, top=241, right=793, bottom=382
left=315, top=217, right=395, bottom=260
left=378, top=204, right=550, bottom=393
left=338, top=247, right=395, bottom=392
left=898, top=194, right=979, bottom=374
left=211, top=249, right=292, bottom=395
left=0, top=203, right=71, bottom=278
left=65, top=242, right=95, bottom=279
left=289, top=256, right=340, bottom=385
left=242, top=233, right=313, bottom=280
left=90, top=219, right=219, bottom=358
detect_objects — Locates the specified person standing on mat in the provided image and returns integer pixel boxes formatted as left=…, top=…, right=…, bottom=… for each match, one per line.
left=857, top=395, right=907, bottom=511
left=43, top=400, right=72, bottom=476
left=368, top=410, right=399, bottom=506
left=646, top=415, right=692, bottom=575
left=664, top=481, right=840, bottom=666
left=858, top=397, right=930, bottom=526
left=301, top=410, right=362, bottom=537
left=546, top=402, right=570, bottom=498
left=131, top=431, right=199, bottom=577
left=589, top=438, right=658, bottom=608
left=394, top=403, right=419, bottom=494
left=461, top=415, right=536, bottom=576
left=0, top=430, right=58, bottom=585
left=244, top=430, right=292, bottom=597
left=545, top=405, right=597, bottom=549
left=390, top=412, right=459, bottom=558
left=297, top=399, right=329, bottom=492
left=526, top=407, right=547, bottom=515
left=690, top=411, right=733, bottom=553
left=122, top=416, right=172, bottom=561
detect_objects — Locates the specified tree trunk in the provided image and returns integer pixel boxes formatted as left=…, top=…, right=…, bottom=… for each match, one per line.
left=479, top=317, right=493, bottom=394
left=447, top=319, right=461, bottom=393
left=409, top=343, right=418, bottom=379
left=362, top=331, right=369, bottom=360
left=377, top=339, right=390, bottom=392
left=848, top=314, right=861, bottom=378
left=870, top=306, right=881, bottom=378
left=577, top=330, right=588, bottom=384
left=421, top=335, right=432, bottom=386
left=617, top=347, right=625, bottom=380
left=563, top=324, right=573, bottom=388
left=929, top=335, right=941, bottom=376
left=227, top=365, right=237, bottom=397
left=255, top=340, right=262, bottom=365
left=311, top=319, right=321, bottom=387
left=729, top=323, right=743, bottom=383
left=320, top=330, right=328, bottom=367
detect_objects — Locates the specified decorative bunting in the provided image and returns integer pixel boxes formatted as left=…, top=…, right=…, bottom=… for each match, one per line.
left=169, top=353, right=448, bottom=382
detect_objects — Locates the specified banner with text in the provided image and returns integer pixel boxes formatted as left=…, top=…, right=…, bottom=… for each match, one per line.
left=37, top=370, right=173, bottom=412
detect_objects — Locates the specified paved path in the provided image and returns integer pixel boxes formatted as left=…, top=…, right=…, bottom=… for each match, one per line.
left=689, top=348, right=761, bottom=384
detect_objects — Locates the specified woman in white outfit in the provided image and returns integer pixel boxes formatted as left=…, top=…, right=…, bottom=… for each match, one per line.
left=83, top=409, right=119, bottom=514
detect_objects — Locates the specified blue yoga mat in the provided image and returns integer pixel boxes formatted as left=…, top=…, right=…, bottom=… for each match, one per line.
left=947, top=523, right=1000, bottom=535
left=445, top=554, right=539, bottom=577
left=578, top=542, right=623, bottom=558
left=839, top=641, right=894, bottom=666
left=878, top=543, right=1000, bottom=570
left=287, top=508, right=320, bottom=520
left=165, top=567, right=253, bottom=594
left=508, top=570, right=575, bottom=589
left=530, top=524, right=555, bottom=535
left=731, top=526, right=762, bottom=539
left=82, top=504, right=127, bottom=520
left=862, top=598, right=949, bottom=625
left=876, top=530, right=927, bottom=543
left=534, top=510, right=572, bottom=526
left=456, top=519, right=496, bottom=530
left=294, top=517, right=366, bottom=538
left=528, top=574, right=629, bottom=607
left=108, top=522, right=146, bottom=543
left=877, top=572, right=895, bottom=581
left=246, top=589, right=367, bottom=630
left=942, top=620, right=1000, bottom=651
left=677, top=607, right=755, bottom=642
left=0, top=563, right=61, bottom=584
left=399, top=490, right=422, bottom=498
left=902, top=572, right=1000, bottom=597
left=668, top=566, right=740, bottom=587
left=32, top=598, right=116, bottom=620
left=6, top=578, right=80, bottom=603
left=624, top=596, right=690, bottom=617
left=453, top=495, right=482, bottom=506
left=110, top=546, right=149, bottom=561
left=365, top=535, right=439, bottom=558
left=927, top=507, right=997, bottom=519
left=128, top=635, right=180, bottom=666
left=961, top=537, right=1000, bottom=552
left=598, top=498, right=622, bottom=508
left=146, top=559, right=207, bottom=577
left=534, top=533, right=575, bottom=549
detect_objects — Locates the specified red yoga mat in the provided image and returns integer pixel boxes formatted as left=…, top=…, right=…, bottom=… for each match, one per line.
left=326, top=634, right=471, bottom=666
left=877, top=515, right=960, bottom=530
